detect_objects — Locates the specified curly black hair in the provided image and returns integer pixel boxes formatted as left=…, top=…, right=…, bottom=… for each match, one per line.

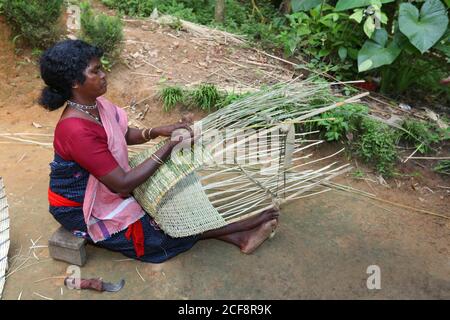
left=39, top=39, right=104, bottom=111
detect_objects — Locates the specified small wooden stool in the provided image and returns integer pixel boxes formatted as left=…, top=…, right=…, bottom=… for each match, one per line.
left=48, top=227, right=87, bottom=266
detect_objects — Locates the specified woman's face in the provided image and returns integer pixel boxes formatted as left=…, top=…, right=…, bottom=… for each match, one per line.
left=74, top=57, right=107, bottom=99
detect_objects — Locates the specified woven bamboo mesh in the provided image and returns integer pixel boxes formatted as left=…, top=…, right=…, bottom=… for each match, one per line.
left=130, top=80, right=367, bottom=237
left=0, top=177, right=10, bottom=299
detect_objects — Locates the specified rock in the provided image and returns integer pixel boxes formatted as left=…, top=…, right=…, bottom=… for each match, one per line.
left=399, top=103, right=412, bottom=111
left=48, top=227, right=87, bottom=266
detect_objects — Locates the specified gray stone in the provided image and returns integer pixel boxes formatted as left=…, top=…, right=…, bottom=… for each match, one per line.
left=48, top=227, right=87, bottom=266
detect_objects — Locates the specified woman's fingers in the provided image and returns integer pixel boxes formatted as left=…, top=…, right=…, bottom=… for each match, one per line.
left=182, top=124, right=195, bottom=137
left=171, top=126, right=201, bottom=150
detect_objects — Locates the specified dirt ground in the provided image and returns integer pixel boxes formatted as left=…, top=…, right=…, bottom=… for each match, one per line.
left=0, top=5, right=449, bottom=300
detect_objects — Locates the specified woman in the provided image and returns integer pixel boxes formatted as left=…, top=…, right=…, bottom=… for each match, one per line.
left=40, top=39, right=279, bottom=263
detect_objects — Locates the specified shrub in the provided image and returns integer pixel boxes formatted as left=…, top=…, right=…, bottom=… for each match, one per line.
left=80, top=1, right=123, bottom=60
left=159, top=86, right=185, bottom=112
left=356, top=118, right=398, bottom=177
left=190, top=83, right=221, bottom=111
left=216, top=91, right=250, bottom=109
left=159, top=84, right=247, bottom=112
left=313, top=103, right=369, bottom=141
left=2, top=0, right=64, bottom=48
left=399, top=118, right=440, bottom=154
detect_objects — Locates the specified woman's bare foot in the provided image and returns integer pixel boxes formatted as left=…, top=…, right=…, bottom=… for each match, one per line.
left=200, top=208, right=280, bottom=240
left=239, top=208, right=279, bottom=231
left=240, top=219, right=278, bottom=254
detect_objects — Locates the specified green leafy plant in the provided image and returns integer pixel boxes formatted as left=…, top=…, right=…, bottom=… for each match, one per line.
left=398, top=0, right=448, bottom=54
left=399, top=118, right=441, bottom=154
left=312, top=103, right=369, bottom=141
left=2, top=0, right=64, bottom=48
left=357, top=28, right=401, bottom=73
left=215, top=91, right=249, bottom=109
left=277, top=4, right=364, bottom=65
left=159, top=84, right=247, bottom=112
left=356, top=118, right=398, bottom=177
left=352, top=169, right=365, bottom=178
left=338, top=0, right=449, bottom=68
left=190, top=83, right=221, bottom=111
left=80, top=1, right=124, bottom=61
left=433, top=160, right=450, bottom=175
left=159, top=86, right=185, bottom=112
left=292, top=0, right=449, bottom=95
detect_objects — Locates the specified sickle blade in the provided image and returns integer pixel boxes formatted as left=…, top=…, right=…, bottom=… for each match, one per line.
left=102, top=279, right=125, bottom=292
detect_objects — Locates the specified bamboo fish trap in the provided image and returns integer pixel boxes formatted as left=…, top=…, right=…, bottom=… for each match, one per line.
left=0, top=177, right=10, bottom=299
left=130, top=80, right=368, bottom=237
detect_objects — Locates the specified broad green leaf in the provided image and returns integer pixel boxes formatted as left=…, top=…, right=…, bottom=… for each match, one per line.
left=358, top=29, right=402, bottom=72
left=292, top=0, right=322, bottom=12
left=364, top=16, right=376, bottom=38
left=350, top=9, right=364, bottom=23
left=338, top=46, right=348, bottom=60
left=374, top=6, right=383, bottom=23
left=335, top=0, right=394, bottom=11
left=399, top=0, right=449, bottom=53
left=372, top=27, right=388, bottom=46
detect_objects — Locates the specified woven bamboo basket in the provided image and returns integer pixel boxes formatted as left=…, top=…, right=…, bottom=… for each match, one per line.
left=130, top=81, right=367, bottom=237
left=0, top=177, right=10, bottom=299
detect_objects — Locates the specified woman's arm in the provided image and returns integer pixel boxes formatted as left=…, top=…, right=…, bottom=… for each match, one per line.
left=99, top=139, right=180, bottom=196
left=125, top=127, right=152, bottom=145
left=125, top=115, right=194, bottom=145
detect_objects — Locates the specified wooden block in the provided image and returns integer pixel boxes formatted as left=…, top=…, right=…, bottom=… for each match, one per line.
left=48, top=227, right=87, bottom=266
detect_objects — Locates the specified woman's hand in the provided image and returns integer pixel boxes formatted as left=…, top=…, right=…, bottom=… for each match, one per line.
left=152, top=113, right=194, bottom=138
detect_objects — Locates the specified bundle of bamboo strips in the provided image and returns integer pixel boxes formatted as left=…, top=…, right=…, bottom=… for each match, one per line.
left=155, top=14, right=246, bottom=45
left=130, top=80, right=368, bottom=237
left=0, top=132, right=156, bottom=155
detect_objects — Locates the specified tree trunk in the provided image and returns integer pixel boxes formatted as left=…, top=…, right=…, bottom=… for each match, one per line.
left=215, top=0, right=225, bottom=23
